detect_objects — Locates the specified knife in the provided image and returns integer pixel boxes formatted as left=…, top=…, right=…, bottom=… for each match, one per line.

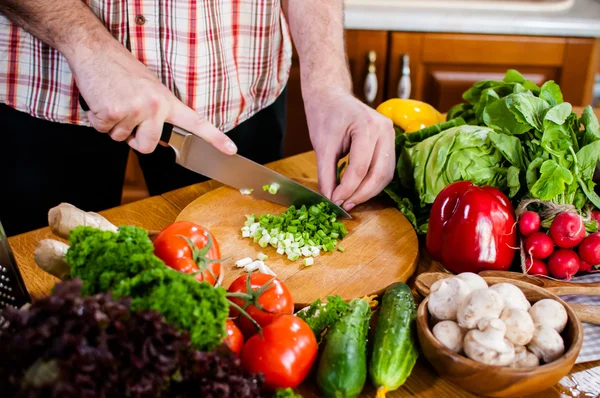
left=160, top=124, right=351, bottom=219
left=78, top=95, right=351, bottom=219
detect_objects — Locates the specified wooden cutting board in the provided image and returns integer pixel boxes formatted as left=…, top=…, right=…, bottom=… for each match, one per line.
left=176, top=180, right=419, bottom=307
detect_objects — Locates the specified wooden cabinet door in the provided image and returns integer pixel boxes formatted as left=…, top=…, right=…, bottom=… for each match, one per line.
left=387, top=33, right=599, bottom=113
left=283, top=30, right=389, bottom=157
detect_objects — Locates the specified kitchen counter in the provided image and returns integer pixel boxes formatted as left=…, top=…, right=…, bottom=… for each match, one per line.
left=344, top=0, right=600, bottom=38
left=7, top=109, right=600, bottom=395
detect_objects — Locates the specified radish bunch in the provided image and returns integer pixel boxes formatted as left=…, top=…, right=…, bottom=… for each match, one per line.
left=518, top=211, right=600, bottom=280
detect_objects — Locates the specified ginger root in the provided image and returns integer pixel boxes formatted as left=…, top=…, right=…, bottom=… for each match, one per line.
left=34, top=239, right=71, bottom=280
left=48, top=203, right=117, bottom=240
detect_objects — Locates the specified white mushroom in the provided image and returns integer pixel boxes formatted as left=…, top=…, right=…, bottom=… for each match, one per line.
left=455, top=272, right=488, bottom=291
left=457, top=288, right=504, bottom=330
left=527, top=326, right=565, bottom=363
left=510, top=346, right=540, bottom=368
left=427, top=277, right=471, bottom=321
left=432, top=320, right=466, bottom=353
left=529, top=299, right=568, bottom=333
left=489, top=283, right=531, bottom=312
left=500, top=308, right=535, bottom=346
left=463, top=318, right=515, bottom=366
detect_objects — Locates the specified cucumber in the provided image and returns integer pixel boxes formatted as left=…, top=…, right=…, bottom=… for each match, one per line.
left=316, top=297, right=372, bottom=398
left=369, top=282, right=419, bottom=397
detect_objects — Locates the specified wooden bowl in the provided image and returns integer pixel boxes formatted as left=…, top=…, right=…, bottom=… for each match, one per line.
left=416, top=277, right=583, bottom=397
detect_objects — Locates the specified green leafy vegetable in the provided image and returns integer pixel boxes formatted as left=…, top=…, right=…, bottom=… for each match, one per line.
left=296, top=295, right=350, bottom=341
left=404, top=125, right=508, bottom=207
left=386, top=70, right=600, bottom=234
left=273, top=389, right=303, bottom=398
left=539, top=81, right=563, bottom=106
left=67, top=226, right=229, bottom=351
left=483, top=97, right=531, bottom=135
left=530, top=160, right=573, bottom=200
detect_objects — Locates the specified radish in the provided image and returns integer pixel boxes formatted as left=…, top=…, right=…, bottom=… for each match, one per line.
left=549, top=212, right=585, bottom=249
left=518, top=211, right=540, bottom=237
left=592, top=210, right=600, bottom=229
left=547, top=249, right=580, bottom=280
left=578, top=232, right=600, bottom=266
left=579, top=261, right=592, bottom=272
left=524, top=258, right=548, bottom=276
left=525, top=232, right=554, bottom=259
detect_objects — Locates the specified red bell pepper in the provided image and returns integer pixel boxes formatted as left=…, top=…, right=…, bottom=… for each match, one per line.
left=426, top=181, right=517, bottom=274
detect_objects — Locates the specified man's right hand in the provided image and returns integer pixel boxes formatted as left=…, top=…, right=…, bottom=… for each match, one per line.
left=68, top=40, right=237, bottom=155
left=0, top=0, right=237, bottom=155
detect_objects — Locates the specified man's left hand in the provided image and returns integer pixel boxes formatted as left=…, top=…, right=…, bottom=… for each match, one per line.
left=304, top=86, right=396, bottom=212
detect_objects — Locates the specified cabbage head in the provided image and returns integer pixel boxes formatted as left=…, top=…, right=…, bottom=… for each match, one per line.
left=399, top=125, right=508, bottom=206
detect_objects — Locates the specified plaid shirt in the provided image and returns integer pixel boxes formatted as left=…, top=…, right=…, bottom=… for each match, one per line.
left=0, top=0, right=292, bottom=131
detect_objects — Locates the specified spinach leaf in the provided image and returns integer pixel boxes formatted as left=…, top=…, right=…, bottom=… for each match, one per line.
left=506, top=93, right=550, bottom=131
left=581, top=105, right=600, bottom=147
left=541, top=122, right=572, bottom=155
left=526, top=157, right=545, bottom=191
left=504, top=69, right=526, bottom=83
left=576, top=140, right=600, bottom=180
left=489, top=130, right=525, bottom=168
left=539, top=81, right=563, bottom=106
left=483, top=97, right=531, bottom=135
left=475, top=88, right=500, bottom=123
left=530, top=160, right=573, bottom=200
left=507, top=166, right=521, bottom=198
left=578, top=178, right=600, bottom=209
left=544, top=102, right=572, bottom=126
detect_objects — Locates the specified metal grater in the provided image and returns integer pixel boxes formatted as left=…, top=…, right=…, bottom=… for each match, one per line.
left=0, top=221, right=31, bottom=325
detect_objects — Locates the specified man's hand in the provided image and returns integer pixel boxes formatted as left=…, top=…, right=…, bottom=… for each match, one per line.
left=283, top=0, right=395, bottom=210
left=305, top=86, right=395, bottom=211
left=0, top=0, right=237, bottom=155
left=69, top=41, right=237, bottom=154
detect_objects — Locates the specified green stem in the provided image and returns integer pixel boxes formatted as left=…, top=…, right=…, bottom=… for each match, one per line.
left=227, top=299, right=263, bottom=337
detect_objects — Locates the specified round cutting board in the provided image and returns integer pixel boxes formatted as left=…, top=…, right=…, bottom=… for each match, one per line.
left=176, top=180, right=419, bottom=307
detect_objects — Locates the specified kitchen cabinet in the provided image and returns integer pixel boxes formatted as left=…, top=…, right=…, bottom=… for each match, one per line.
left=283, top=31, right=600, bottom=158
left=388, top=33, right=599, bottom=113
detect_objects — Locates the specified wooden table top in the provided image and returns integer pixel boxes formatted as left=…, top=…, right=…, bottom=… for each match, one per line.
left=8, top=115, right=600, bottom=397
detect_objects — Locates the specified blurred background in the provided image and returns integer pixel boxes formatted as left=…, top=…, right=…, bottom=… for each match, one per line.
left=122, top=0, right=600, bottom=204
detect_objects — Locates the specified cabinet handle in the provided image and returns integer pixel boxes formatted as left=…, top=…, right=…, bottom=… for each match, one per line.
left=363, top=50, right=378, bottom=105
left=397, top=54, right=411, bottom=99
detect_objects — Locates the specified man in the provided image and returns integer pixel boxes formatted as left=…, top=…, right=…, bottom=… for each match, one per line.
left=0, top=0, right=395, bottom=236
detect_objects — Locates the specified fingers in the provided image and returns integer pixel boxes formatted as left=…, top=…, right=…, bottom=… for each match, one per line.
left=316, top=147, right=339, bottom=200
left=331, top=132, right=376, bottom=209
left=86, top=111, right=119, bottom=133
left=343, top=138, right=395, bottom=208
left=108, top=116, right=142, bottom=142
left=168, top=101, right=237, bottom=155
left=127, top=117, right=164, bottom=154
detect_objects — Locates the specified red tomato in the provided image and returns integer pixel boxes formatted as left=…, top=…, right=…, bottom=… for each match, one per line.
left=224, top=319, right=244, bottom=356
left=153, top=221, right=222, bottom=285
left=227, top=273, right=294, bottom=338
left=241, top=315, right=317, bottom=390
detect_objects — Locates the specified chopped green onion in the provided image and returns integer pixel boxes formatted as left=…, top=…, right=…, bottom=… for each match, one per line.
left=257, top=253, right=268, bottom=261
left=337, top=246, right=345, bottom=252
left=262, top=185, right=270, bottom=191
left=240, top=188, right=254, bottom=195
left=304, top=258, right=314, bottom=266
left=240, top=201, right=347, bottom=262
left=268, top=183, right=280, bottom=195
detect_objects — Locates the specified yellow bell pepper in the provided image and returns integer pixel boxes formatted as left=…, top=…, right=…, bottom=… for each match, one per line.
left=376, top=99, right=445, bottom=133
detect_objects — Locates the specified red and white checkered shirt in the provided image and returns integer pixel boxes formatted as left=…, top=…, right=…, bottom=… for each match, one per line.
left=0, top=0, right=292, bottom=131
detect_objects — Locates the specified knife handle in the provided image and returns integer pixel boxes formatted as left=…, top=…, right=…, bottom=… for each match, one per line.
left=78, top=93, right=174, bottom=144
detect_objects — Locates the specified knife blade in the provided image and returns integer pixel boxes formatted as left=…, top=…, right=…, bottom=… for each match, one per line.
left=160, top=125, right=351, bottom=219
